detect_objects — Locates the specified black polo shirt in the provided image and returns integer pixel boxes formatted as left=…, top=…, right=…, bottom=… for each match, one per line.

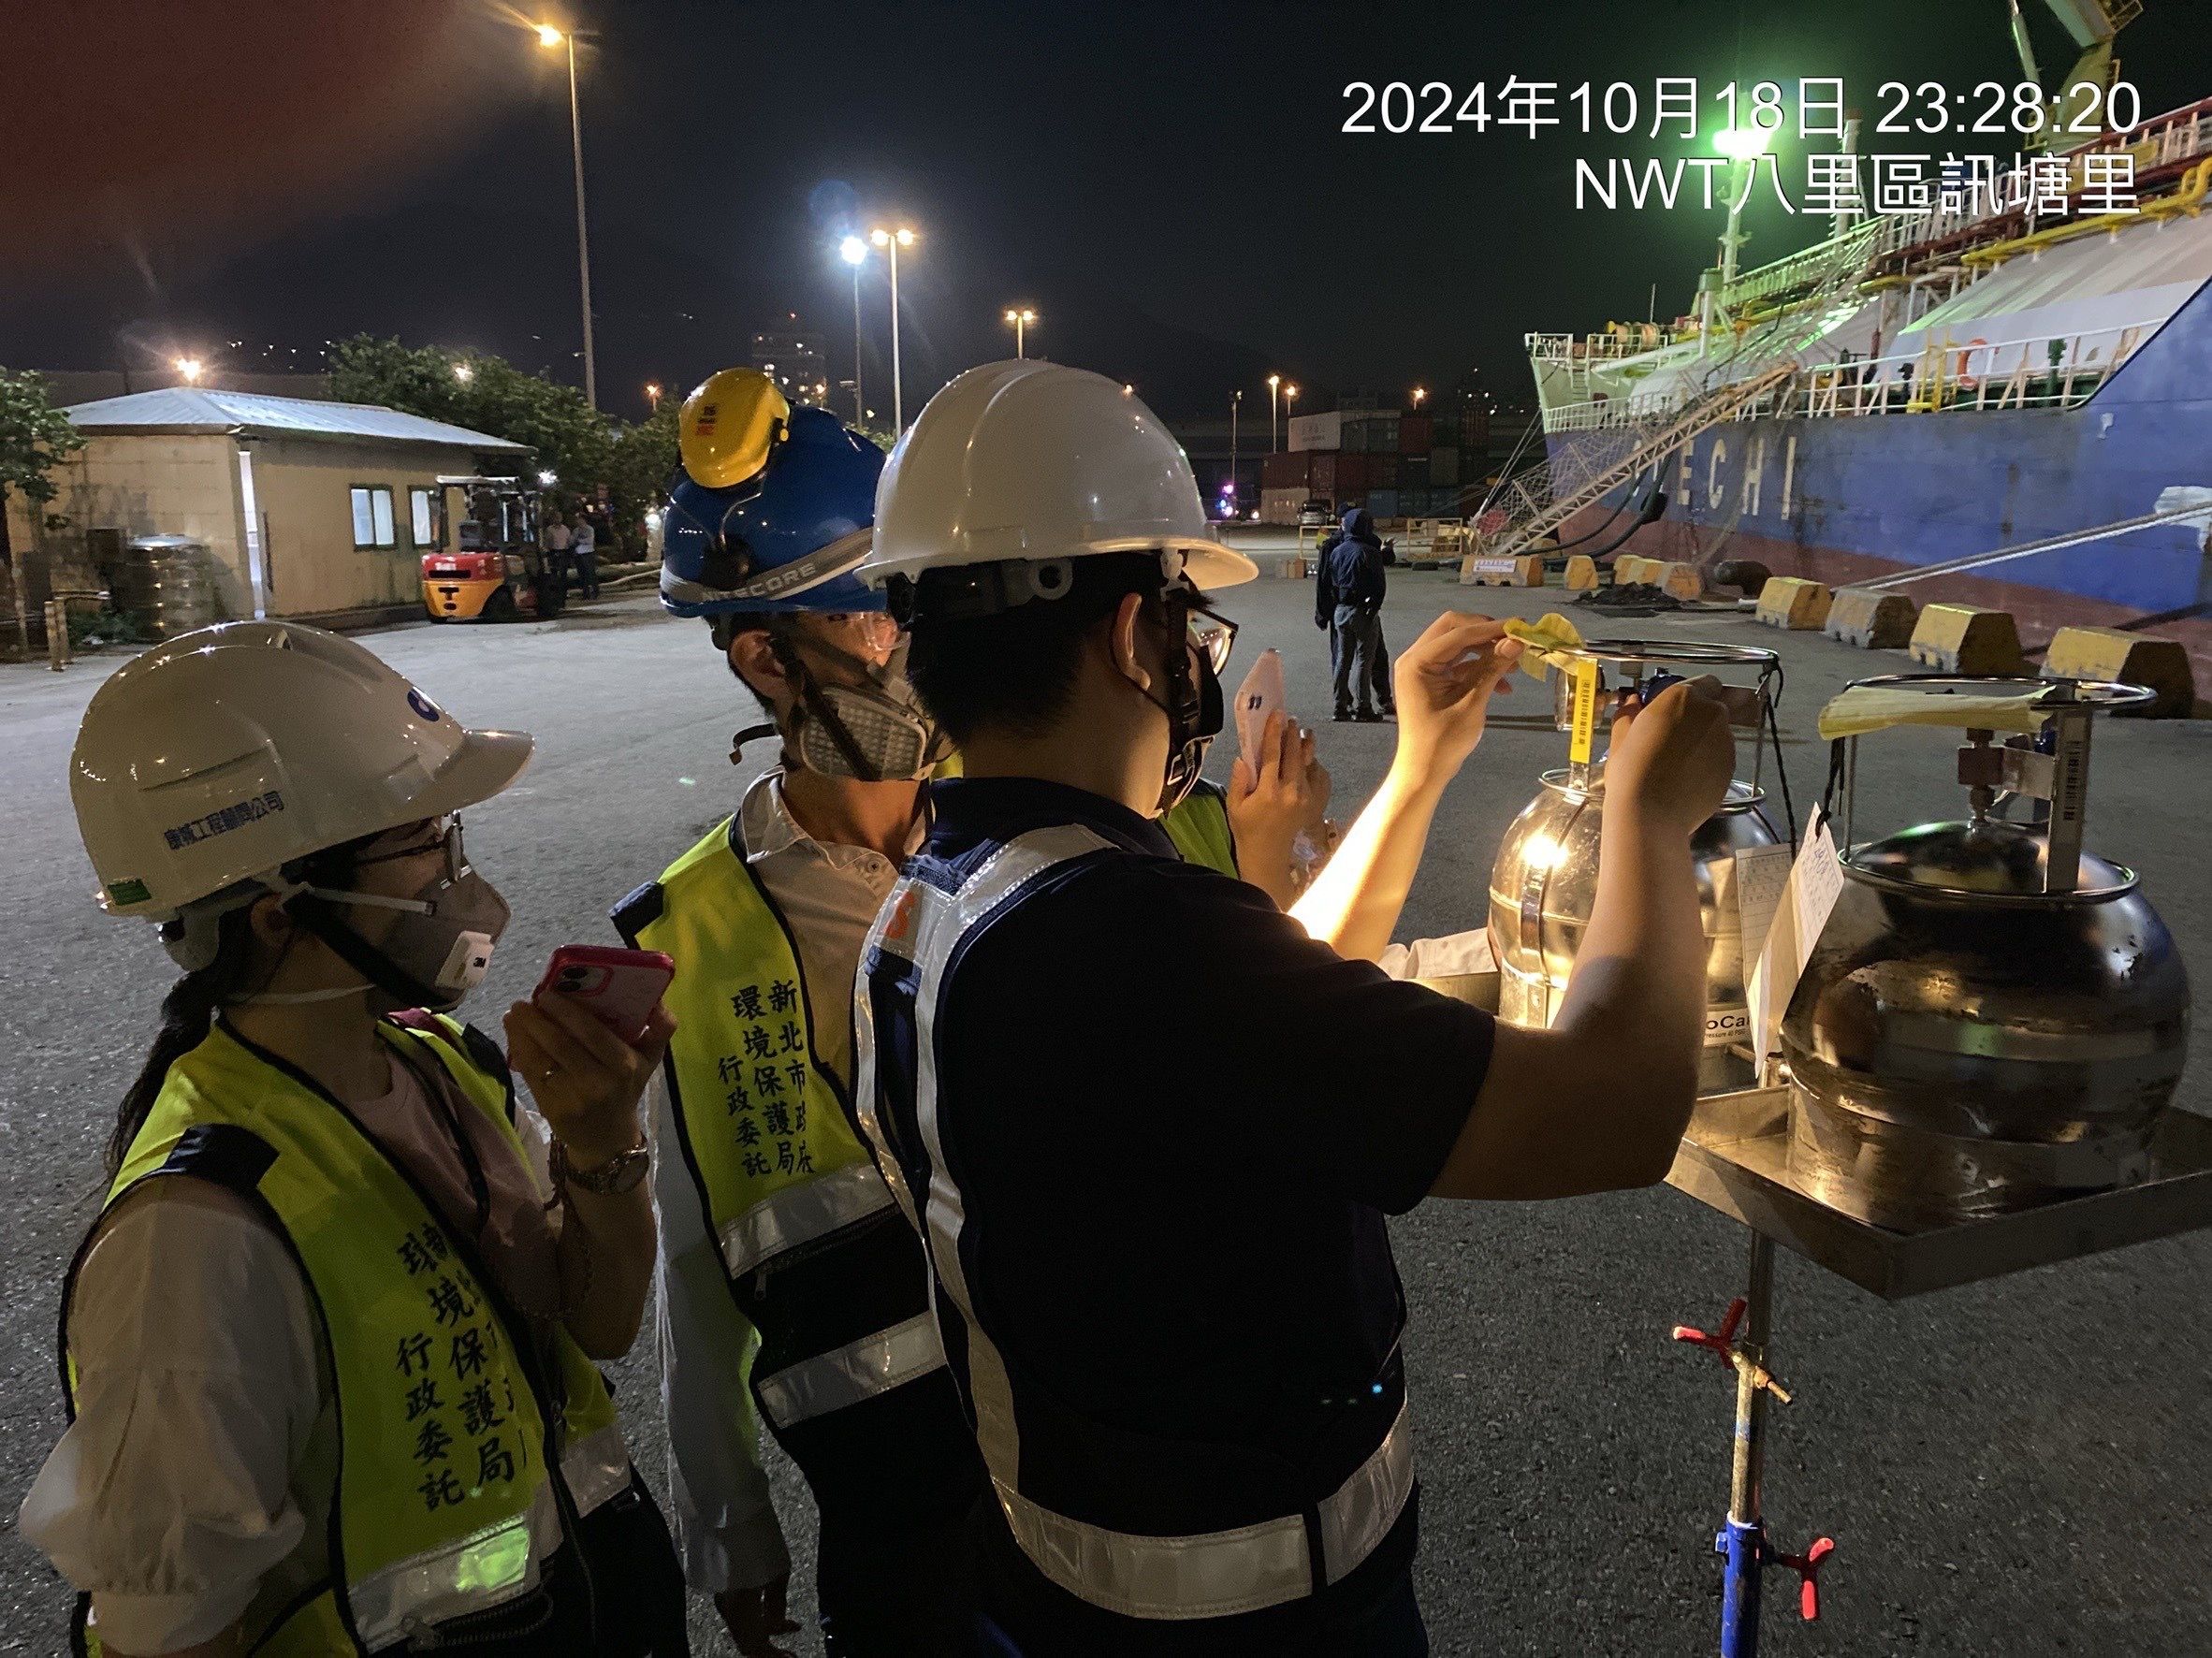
left=914, top=777, right=1495, bottom=1655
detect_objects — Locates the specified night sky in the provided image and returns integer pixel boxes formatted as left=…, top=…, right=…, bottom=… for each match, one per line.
left=6, top=0, right=2204, bottom=419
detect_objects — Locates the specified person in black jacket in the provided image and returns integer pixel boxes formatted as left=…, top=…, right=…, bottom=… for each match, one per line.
left=1320, top=508, right=1390, bottom=721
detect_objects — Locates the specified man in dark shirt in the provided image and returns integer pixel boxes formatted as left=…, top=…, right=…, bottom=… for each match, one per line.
left=851, top=360, right=1736, bottom=1656
left=1321, top=508, right=1390, bottom=721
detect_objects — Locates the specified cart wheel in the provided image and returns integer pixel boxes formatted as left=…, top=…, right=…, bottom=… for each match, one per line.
left=483, top=586, right=520, bottom=624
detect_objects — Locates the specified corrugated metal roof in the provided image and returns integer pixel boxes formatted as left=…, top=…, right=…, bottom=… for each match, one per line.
left=61, top=387, right=529, bottom=452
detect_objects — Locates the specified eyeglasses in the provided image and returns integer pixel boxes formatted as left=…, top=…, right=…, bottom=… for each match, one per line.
left=818, top=611, right=903, bottom=655
left=352, top=816, right=469, bottom=884
left=1187, top=605, right=1238, bottom=675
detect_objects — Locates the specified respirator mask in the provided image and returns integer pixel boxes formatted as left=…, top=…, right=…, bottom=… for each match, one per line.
left=735, top=616, right=950, bottom=783
left=1141, top=585, right=1233, bottom=815
left=242, top=818, right=511, bottom=1013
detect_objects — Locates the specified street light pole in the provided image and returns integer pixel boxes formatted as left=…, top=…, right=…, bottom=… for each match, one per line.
left=541, top=23, right=599, bottom=409
left=1230, top=389, right=1241, bottom=511
left=1267, top=373, right=1281, bottom=454
left=871, top=226, right=916, bottom=433
left=840, top=236, right=867, bottom=427
left=1002, top=308, right=1037, bottom=358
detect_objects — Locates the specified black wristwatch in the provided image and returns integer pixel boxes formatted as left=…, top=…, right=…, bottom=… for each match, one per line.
left=553, top=1134, right=650, bottom=1196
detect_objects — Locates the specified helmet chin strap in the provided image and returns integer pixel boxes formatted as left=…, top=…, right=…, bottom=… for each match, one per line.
left=283, top=892, right=450, bottom=1011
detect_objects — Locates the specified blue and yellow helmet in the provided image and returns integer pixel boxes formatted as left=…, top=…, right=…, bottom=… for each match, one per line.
left=660, top=379, right=887, bottom=618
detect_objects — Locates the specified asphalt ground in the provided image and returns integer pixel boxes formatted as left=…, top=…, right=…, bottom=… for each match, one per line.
left=2, top=561, right=2207, bottom=1655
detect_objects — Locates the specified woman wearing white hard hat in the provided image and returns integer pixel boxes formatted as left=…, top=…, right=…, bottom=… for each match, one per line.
left=22, top=621, right=690, bottom=1656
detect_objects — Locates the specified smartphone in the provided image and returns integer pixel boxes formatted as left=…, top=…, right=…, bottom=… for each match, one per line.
left=534, top=945, right=676, bottom=1047
left=1234, top=647, right=1288, bottom=767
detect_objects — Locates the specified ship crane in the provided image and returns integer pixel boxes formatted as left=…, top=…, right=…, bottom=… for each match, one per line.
left=2009, top=0, right=2142, bottom=147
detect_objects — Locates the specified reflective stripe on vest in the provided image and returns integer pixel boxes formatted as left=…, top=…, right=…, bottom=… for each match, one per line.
left=629, top=815, right=944, bottom=1419
left=717, top=1159, right=895, bottom=1281
left=856, top=827, right=1417, bottom=1621
left=755, top=1310, right=945, bottom=1430
left=61, top=1018, right=626, bottom=1654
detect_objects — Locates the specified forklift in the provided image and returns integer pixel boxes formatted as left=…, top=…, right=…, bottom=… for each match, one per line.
left=418, top=475, right=567, bottom=623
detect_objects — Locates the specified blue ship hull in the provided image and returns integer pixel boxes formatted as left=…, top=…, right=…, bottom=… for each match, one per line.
left=1555, top=275, right=2212, bottom=676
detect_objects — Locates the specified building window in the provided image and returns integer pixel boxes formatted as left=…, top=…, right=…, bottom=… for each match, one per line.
left=409, top=487, right=439, bottom=549
left=351, top=486, right=396, bottom=549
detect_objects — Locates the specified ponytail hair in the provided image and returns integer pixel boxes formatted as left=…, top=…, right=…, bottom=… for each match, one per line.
left=107, top=906, right=260, bottom=1183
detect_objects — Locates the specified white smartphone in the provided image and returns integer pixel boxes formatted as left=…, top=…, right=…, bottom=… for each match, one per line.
left=1235, top=647, right=1288, bottom=766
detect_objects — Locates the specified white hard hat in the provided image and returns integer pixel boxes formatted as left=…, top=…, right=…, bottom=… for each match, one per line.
left=71, top=620, right=532, bottom=924
left=862, top=360, right=1257, bottom=591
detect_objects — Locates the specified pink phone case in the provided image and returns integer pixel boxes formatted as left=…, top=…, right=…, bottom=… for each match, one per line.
left=536, top=946, right=675, bottom=1047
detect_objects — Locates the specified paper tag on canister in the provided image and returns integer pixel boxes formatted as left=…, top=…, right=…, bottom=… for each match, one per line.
left=1745, top=810, right=1845, bottom=1070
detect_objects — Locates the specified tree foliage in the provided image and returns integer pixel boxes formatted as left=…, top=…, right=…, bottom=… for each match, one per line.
left=0, top=367, right=86, bottom=510
left=329, top=336, right=634, bottom=545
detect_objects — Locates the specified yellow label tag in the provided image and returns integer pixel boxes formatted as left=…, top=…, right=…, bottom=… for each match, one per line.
left=1568, top=659, right=1600, bottom=765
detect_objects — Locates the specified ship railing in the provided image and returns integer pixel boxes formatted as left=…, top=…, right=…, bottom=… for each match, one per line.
left=1525, top=327, right=1686, bottom=365
left=1538, top=319, right=2155, bottom=433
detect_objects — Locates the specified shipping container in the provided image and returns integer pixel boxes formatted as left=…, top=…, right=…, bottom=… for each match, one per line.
left=1432, top=415, right=1460, bottom=447
left=1398, top=414, right=1432, bottom=454
left=1262, top=450, right=1312, bottom=491
left=1400, top=454, right=1430, bottom=489
left=1288, top=411, right=1343, bottom=453
left=1462, top=413, right=1490, bottom=450
left=1370, top=454, right=1400, bottom=489
left=1259, top=487, right=1306, bottom=526
left=1367, top=488, right=1399, bottom=520
left=1429, top=446, right=1459, bottom=487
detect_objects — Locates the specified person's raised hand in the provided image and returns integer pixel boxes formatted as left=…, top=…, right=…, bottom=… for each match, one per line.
left=1389, top=612, right=1524, bottom=786
left=503, top=992, right=675, bottom=1169
left=1602, top=676, right=1736, bottom=839
left=1228, top=709, right=1317, bottom=908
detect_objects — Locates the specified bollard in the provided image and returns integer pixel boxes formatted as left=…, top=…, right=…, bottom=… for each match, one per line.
left=2041, top=626, right=2196, bottom=718
left=1824, top=587, right=1918, bottom=649
left=1563, top=554, right=1599, bottom=591
left=1755, top=577, right=1832, bottom=631
left=1909, top=603, right=2024, bottom=674
left=1464, top=553, right=1545, bottom=588
left=1659, top=561, right=1707, bottom=602
left=1614, top=556, right=1656, bottom=587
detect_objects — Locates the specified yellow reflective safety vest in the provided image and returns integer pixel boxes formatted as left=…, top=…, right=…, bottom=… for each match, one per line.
left=616, top=817, right=976, bottom=1516
left=1160, top=780, right=1238, bottom=879
left=60, top=1017, right=633, bottom=1656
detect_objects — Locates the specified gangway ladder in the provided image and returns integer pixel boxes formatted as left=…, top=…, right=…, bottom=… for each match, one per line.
left=1467, top=364, right=1797, bottom=572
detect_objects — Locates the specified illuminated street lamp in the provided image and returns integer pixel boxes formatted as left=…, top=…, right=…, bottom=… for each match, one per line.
left=870, top=225, right=918, bottom=431
left=645, top=381, right=662, bottom=410
left=1002, top=307, right=1038, bottom=358
left=1283, top=383, right=1299, bottom=426
left=537, top=22, right=600, bottom=407
left=839, top=235, right=867, bottom=425
left=1267, top=373, right=1281, bottom=453
left=1410, top=385, right=1428, bottom=408
left=452, top=360, right=474, bottom=384
left=173, top=356, right=204, bottom=385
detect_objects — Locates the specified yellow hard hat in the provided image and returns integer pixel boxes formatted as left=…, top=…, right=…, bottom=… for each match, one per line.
left=678, top=369, right=792, bottom=489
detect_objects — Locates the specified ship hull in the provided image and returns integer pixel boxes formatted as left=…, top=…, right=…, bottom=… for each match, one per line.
left=1550, top=277, right=2212, bottom=685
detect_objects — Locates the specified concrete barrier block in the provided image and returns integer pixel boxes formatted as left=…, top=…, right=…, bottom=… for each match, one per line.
left=1563, top=554, right=1599, bottom=591
left=2040, top=626, right=2197, bottom=718
left=1908, top=603, right=2023, bottom=674
left=1464, top=553, right=1545, bottom=588
left=1755, top=576, right=1832, bottom=631
left=1659, top=561, right=1707, bottom=602
left=1614, top=556, right=1656, bottom=587
left=1825, top=587, right=1918, bottom=649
